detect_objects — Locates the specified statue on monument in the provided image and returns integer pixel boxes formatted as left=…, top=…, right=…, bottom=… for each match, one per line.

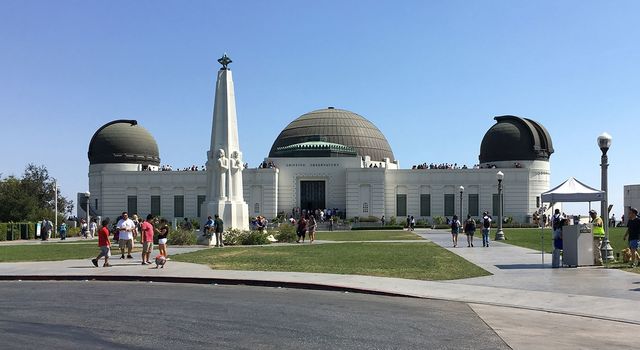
left=230, top=151, right=244, bottom=201
left=217, top=148, right=229, bottom=200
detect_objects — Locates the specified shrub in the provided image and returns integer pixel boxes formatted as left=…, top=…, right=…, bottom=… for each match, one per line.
left=416, top=218, right=429, bottom=226
left=388, top=216, right=397, bottom=226
left=241, top=231, right=270, bottom=245
left=168, top=228, right=197, bottom=245
left=432, top=216, right=446, bottom=225
left=222, top=228, right=245, bottom=246
left=0, top=223, right=6, bottom=241
left=274, top=223, right=296, bottom=243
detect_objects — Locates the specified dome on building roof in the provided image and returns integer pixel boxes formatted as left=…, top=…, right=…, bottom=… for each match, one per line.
left=479, top=115, right=554, bottom=163
left=88, top=120, right=160, bottom=166
left=268, top=108, right=395, bottom=161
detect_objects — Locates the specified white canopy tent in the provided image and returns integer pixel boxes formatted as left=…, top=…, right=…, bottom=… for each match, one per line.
left=539, top=177, right=605, bottom=265
left=541, top=177, right=604, bottom=203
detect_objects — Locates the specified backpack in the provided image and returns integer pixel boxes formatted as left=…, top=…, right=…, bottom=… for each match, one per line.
left=451, top=220, right=459, bottom=230
left=552, top=216, right=563, bottom=230
left=465, top=219, right=476, bottom=232
left=483, top=217, right=491, bottom=228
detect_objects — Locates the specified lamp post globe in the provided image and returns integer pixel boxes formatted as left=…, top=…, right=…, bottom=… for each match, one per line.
left=597, top=133, right=614, bottom=262
left=459, top=186, right=464, bottom=218
left=495, top=171, right=505, bottom=240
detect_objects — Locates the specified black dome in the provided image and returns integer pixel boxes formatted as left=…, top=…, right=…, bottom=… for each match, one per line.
left=88, top=120, right=160, bottom=166
left=479, top=116, right=554, bottom=163
left=269, top=108, right=395, bottom=161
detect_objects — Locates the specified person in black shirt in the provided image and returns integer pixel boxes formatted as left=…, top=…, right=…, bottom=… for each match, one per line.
left=623, top=207, right=640, bottom=267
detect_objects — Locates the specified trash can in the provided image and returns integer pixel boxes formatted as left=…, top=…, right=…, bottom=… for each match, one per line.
left=562, top=224, right=593, bottom=267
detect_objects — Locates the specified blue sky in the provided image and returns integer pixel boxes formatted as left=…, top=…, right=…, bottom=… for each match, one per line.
left=1, top=0, right=638, bottom=218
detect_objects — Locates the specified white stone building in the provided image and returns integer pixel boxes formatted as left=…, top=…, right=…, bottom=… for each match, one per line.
left=83, top=68, right=555, bottom=225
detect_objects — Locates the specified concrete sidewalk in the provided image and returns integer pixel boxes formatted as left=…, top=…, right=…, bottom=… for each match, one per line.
left=1, top=233, right=639, bottom=349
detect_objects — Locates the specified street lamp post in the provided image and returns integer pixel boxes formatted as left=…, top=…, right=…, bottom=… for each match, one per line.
left=54, top=181, right=58, bottom=238
left=495, top=171, right=505, bottom=240
left=459, top=186, right=464, bottom=218
left=598, top=133, right=614, bottom=262
left=85, top=191, right=91, bottom=228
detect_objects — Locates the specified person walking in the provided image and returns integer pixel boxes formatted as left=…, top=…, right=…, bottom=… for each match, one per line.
left=296, top=216, right=307, bottom=243
left=140, top=214, right=155, bottom=265
left=80, top=219, right=88, bottom=239
left=551, top=209, right=565, bottom=268
left=481, top=212, right=492, bottom=247
left=89, top=218, right=97, bottom=239
left=213, top=214, right=224, bottom=247
left=450, top=215, right=461, bottom=247
left=308, top=215, right=317, bottom=243
left=92, top=219, right=112, bottom=268
left=381, top=215, right=385, bottom=226
left=410, top=216, right=415, bottom=231
left=464, top=215, right=476, bottom=247
left=623, top=208, right=640, bottom=268
left=589, top=209, right=605, bottom=266
left=156, top=218, right=170, bottom=258
left=116, top=212, right=135, bottom=259
left=59, top=222, right=67, bottom=240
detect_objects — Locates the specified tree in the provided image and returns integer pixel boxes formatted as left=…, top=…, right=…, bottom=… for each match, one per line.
left=0, top=164, right=74, bottom=222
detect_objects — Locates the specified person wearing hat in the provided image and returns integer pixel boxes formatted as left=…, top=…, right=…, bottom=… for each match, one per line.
left=623, top=207, right=640, bottom=268
left=589, top=209, right=605, bottom=266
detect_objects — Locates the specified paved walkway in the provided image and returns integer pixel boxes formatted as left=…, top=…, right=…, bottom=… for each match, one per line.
left=1, top=231, right=639, bottom=349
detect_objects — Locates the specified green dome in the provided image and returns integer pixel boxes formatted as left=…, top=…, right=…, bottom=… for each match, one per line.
left=269, top=108, right=394, bottom=161
left=88, top=120, right=160, bottom=165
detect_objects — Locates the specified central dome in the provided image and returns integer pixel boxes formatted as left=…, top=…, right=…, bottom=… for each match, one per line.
left=269, top=108, right=395, bottom=161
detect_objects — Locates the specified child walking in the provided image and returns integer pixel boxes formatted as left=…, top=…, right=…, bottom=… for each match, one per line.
left=92, top=219, right=112, bottom=267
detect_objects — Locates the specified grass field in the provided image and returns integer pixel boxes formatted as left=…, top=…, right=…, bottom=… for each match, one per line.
left=0, top=242, right=101, bottom=262
left=315, top=230, right=423, bottom=241
left=173, top=241, right=490, bottom=280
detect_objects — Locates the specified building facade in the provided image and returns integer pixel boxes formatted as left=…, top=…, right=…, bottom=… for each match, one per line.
left=84, top=109, right=554, bottom=225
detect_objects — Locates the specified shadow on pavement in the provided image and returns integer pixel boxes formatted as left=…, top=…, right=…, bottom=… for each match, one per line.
left=495, top=264, right=548, bottom=270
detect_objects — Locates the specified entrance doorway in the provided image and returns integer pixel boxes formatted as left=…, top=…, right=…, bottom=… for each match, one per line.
left=300, top=181, right=325, bottom=211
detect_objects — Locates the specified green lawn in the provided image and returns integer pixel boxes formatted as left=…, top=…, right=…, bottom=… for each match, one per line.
left=0, top=242, right=101, bottom=262
left=500, top=227, right=629, bottom=254
left=315, top=230, right=423, bottom=241
left=172, top=242, right=490, bottom=280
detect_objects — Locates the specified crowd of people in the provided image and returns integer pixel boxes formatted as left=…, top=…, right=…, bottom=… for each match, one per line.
left=412, top=163, right=480, bottom=170
left=258, top=161, right=277, bottom=169
left=91, top=211, right=171, bottom=268
left=157, top=165, right=206, bottom=171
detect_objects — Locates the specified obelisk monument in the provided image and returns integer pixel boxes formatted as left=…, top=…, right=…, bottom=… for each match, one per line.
left=203, top=54, right=249, bottom=234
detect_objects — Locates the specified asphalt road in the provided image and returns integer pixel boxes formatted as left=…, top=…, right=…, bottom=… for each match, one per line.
left=0, top=281, right=509, bottom=350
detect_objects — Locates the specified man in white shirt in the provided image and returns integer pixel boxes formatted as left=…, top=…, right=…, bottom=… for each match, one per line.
left=117, top=212, right=136, bottom=259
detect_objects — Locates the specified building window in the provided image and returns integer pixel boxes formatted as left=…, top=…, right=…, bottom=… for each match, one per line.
left=94, top=198, right=99, bottom=212
left=468, top=194, right=479, bottom=217
left=127, top=196, right=137, bottom=216
left=174, top=195, right=184, bottom=218
left=396, top=194, right=407, bottom=217
left=420, top=194, right=431, bottom=216
left=492, top=194, right=500, bottom=217
left=254, top=203, right=260, bottom=214
left=363, top=202, right=369, bottom=213
left=536, top=196, right=540, bottom=209
left=150, top=196, right=161, bottom=216
left=197, top=195, right=206, bottom=217
left=444, top=194, right=455, bottom=217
